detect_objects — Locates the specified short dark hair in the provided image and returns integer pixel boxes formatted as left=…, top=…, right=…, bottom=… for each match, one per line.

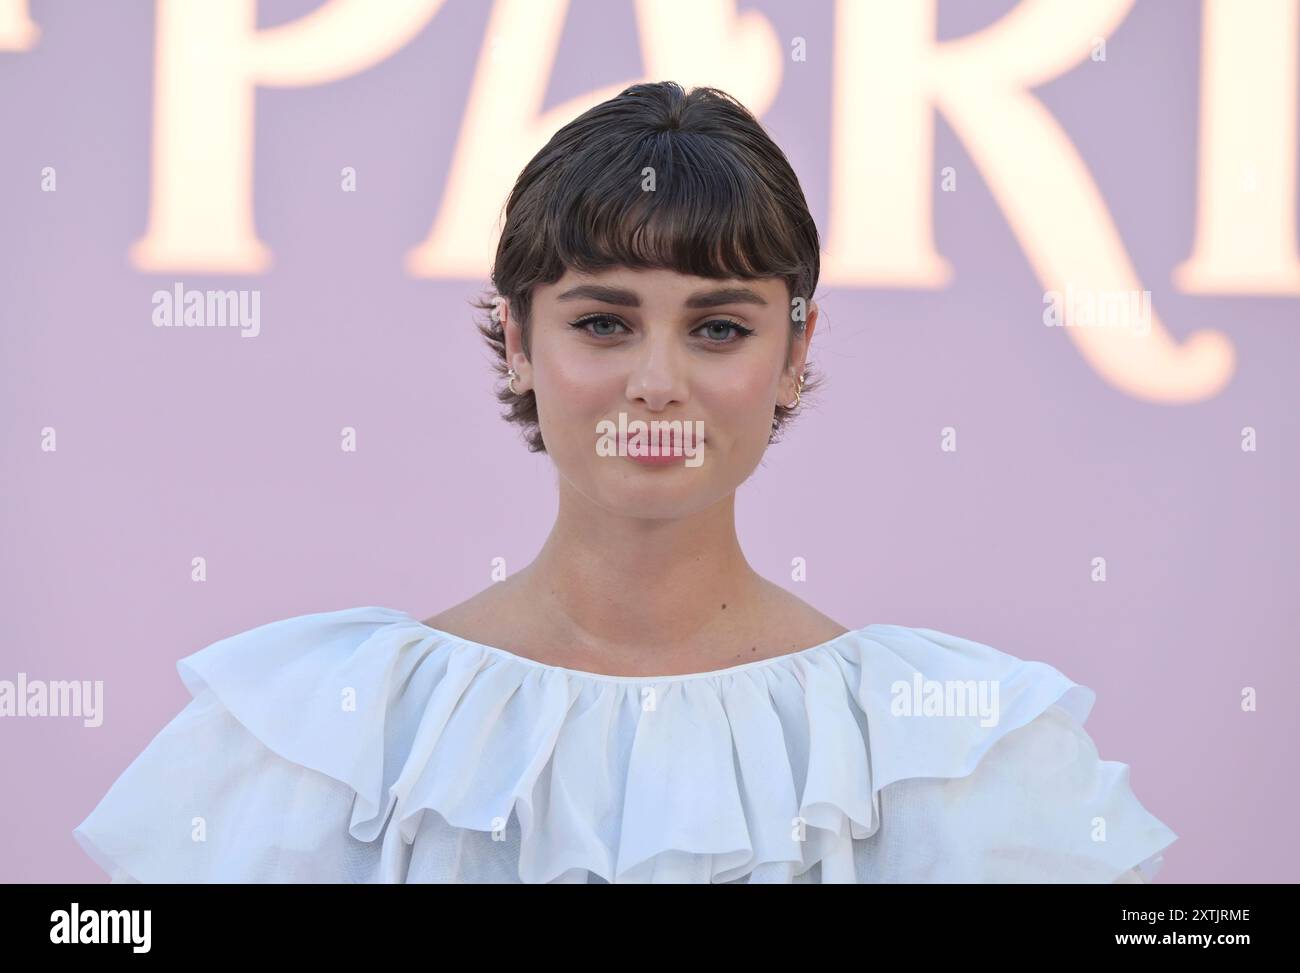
left=474, top=80, right=824, bottom=453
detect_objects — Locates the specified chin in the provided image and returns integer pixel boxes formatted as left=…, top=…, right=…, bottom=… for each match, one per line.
left=586, top=470, right=726, bottom=519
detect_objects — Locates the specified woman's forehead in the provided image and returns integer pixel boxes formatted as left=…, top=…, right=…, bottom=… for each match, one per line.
left=542, top=266, right=786, bottom=302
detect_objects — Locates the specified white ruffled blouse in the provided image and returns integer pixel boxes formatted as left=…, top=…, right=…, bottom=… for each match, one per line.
left=73, top=606, right=1177, bottom=884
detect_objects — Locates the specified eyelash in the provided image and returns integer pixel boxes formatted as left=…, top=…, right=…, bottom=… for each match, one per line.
left=568, top=314, right=756, bottom=344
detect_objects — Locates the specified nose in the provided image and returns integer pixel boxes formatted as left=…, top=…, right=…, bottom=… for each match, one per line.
left=625, top=332, right=689, bottom=412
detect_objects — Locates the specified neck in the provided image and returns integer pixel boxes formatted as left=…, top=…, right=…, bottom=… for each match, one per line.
left=516, top=484, right=765, bottom=654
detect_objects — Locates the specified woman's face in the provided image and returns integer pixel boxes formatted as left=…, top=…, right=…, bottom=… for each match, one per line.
left=504, top=266, right=818, bottom=519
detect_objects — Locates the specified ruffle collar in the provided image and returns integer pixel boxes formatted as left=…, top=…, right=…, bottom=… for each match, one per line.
left=170, top=606, right=1103, bottom=883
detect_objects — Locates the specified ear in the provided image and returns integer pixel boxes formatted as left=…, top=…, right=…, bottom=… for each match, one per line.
left=805, top=299, right=819, bottom=340
left=783, top=299, right=817, bottom=397
left=501, top=300, right=534, bottom=392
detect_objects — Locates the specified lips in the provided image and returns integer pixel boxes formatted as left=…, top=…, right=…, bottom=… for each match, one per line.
left=618, top=430, right=700, bottom=451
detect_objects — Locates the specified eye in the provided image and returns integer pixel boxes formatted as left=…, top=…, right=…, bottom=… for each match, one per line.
left=568, top=314, right=630, bottom=338
left=693, top=319, right=756, bottom=343
left=567, top=314, right=756, bottom=344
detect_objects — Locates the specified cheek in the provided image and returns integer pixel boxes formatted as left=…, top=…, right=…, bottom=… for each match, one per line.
left=532, top=343, right=618, bottom=416
left=698, top=357, right=781, bottom=422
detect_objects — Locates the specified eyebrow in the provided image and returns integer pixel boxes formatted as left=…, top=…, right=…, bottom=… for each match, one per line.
left=554, top=284, right=769, bottom=309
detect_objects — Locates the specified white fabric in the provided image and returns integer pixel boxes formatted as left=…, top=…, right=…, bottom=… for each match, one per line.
left=73, top=606, right=1177, bottom=883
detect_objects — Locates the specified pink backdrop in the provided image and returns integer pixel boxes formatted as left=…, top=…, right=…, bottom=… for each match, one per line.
left=2, top=0, right=1296, bottom=882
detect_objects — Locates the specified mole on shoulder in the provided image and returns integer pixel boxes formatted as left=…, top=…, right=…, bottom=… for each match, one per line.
left=721, top=603, right=726, bottom=610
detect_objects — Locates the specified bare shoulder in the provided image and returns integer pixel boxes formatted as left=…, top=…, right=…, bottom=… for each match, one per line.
left=750, top=579, right=850, bottom=649
left=419, top=580, right=528, bottom=642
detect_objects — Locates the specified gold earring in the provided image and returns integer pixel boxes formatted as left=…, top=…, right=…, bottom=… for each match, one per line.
left=786, top=371, right=805, bottom=409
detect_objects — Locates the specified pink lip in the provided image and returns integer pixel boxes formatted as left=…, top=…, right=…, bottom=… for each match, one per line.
left=627, top=451, right=687, bottom=466
left=617, top=431, right=702, bottom=465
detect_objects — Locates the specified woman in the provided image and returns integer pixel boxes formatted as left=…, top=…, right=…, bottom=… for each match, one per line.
left=73, top=81, right=1176, bottom=884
